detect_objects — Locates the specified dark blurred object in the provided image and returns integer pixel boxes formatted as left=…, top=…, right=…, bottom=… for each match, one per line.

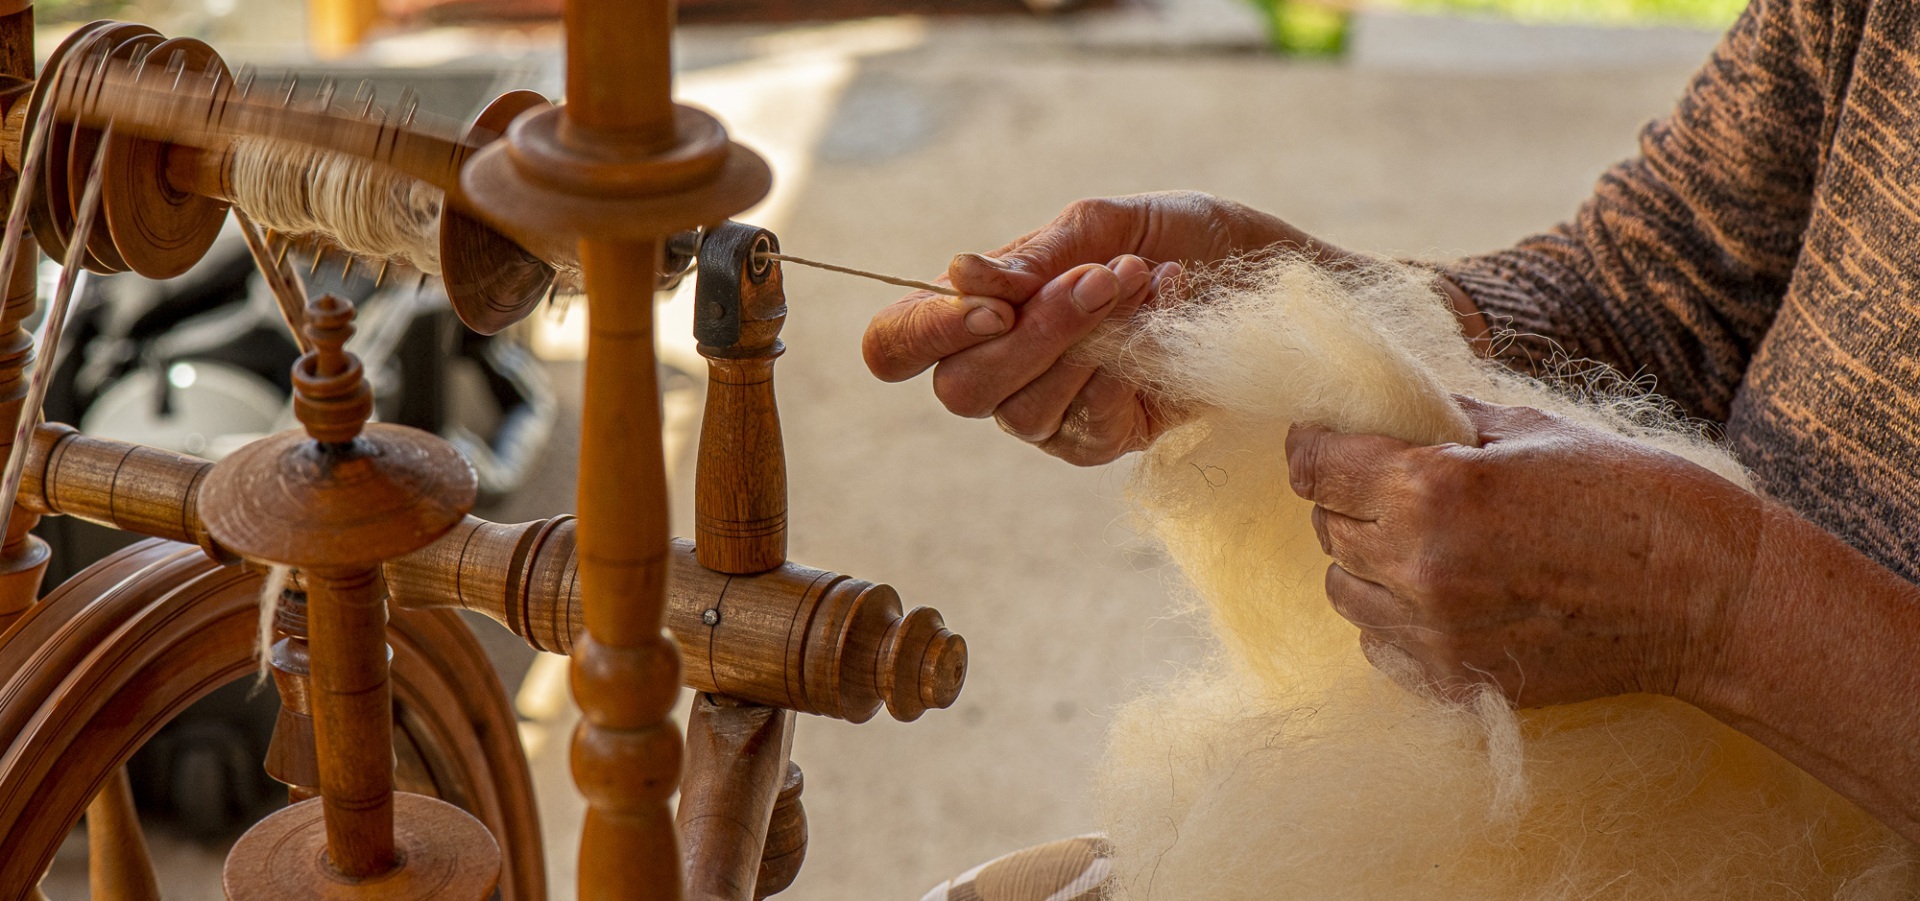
left=124, top=680, right=282, bottom=843
left=386, top=0, right=1113, bottom=25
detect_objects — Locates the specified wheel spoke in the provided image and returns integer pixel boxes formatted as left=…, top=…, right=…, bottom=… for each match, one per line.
left=86, top=766, right=161, bottom=901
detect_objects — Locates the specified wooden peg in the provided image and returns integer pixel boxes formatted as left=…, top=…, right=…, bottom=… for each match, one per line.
left=693, top=222, right=788, bottom=576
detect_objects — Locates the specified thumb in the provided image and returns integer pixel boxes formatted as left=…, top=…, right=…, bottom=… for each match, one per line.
left=948, top=250, right=1052, bottom=304
left=1453, top=395, right=1560, bottom=444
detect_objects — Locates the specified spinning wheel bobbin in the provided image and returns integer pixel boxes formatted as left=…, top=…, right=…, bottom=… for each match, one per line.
left=442, top=89, right=555, bottom=335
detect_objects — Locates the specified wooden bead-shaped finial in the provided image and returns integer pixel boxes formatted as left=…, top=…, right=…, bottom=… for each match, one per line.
left=292, top=295, right=373, bottom=446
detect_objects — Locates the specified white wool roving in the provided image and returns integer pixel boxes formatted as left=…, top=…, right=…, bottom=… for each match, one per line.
left=1081, top=254, right=1916, bottom=900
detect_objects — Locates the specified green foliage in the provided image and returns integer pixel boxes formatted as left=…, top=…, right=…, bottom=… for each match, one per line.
left=1250, top=0, right=1352, bottom=55
left=1377, top=0, right=1745, bottom=28
left=1247, top=0, right=1744, bottom=57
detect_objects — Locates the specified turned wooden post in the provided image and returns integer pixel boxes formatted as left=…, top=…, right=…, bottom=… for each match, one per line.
left=86, top=767, right=160, bottom=901
left=462, top=0, right=771, bottom=895
left=0, top=4, right=45, bottom=634
left=679, top=222, right=804, bottom=899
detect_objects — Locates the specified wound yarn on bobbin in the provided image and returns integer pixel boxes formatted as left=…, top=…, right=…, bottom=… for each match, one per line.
left=227, top=136, right=443, bottom=275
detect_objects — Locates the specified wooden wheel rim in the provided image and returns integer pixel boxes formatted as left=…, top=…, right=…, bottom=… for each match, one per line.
left=0, top=539, right=545, bottom=899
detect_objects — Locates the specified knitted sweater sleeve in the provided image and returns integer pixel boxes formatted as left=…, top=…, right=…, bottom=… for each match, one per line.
left=1440, top=0, right=1838, bottom=423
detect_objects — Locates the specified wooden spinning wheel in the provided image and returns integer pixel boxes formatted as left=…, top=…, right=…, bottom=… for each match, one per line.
left=0, top=0, right=970, bottom=898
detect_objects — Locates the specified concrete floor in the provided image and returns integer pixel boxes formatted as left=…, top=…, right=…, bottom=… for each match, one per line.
left=36, top=8, right=1721, bottom=900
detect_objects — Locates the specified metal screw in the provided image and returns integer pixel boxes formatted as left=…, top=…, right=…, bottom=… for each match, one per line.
left=701, top=609, right=720, bottom=627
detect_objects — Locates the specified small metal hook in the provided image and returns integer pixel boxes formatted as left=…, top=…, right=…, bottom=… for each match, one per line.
left=166, top=49, right=189, bottom=93
left=397, top=88, right=420, bottom=128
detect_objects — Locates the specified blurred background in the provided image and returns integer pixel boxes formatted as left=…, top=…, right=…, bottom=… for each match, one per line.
left=26, top=0, right=1738, bottom=897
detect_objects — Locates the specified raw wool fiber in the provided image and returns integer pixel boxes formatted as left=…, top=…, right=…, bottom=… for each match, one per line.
left=1079, top=253, right=1916, bottom=900
left=254, top=563, right=292, bottom=687
left=228, top=137, right=443, bottom=275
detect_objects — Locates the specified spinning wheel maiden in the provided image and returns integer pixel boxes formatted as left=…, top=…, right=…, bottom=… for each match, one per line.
left=0, top=1, right=968, bottom=898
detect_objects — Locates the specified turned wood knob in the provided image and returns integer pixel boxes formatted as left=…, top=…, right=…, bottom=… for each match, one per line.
left=291, top=294, right=372, bottom=445
left=880, top=607, right=966, bottom=722
left=755, top=763, right=806, bottom=899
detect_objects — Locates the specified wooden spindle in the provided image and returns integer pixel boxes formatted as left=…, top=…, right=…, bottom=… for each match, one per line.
left=571, top=237, right=688, bottom=899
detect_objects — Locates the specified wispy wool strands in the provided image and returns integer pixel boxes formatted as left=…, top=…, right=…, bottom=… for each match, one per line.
left=255, top=563, right=292, bottom=686
left=228, top=137, right=443, bottom=275
left=1077, top=254, right=1916, bottom=900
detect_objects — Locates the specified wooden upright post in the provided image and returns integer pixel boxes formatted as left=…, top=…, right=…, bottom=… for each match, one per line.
left=0, top=4, right=46, bottom=635
left=462, top=0, right=772, bottom=892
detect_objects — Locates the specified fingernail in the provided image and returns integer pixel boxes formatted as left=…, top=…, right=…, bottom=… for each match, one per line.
left=958, top=252, right=1014, bottom=271
left=1150, top=262, right=1184, bottom=295
left=1071, top=268, right=1119, bottom=314
left=964, top=304, right=1008, bottom=337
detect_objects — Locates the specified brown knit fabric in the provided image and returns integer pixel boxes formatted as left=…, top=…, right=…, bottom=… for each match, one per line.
left=1443, top=0, right=1920, bottom=581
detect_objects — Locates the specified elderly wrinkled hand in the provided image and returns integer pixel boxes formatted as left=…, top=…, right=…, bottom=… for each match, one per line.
left=1285, top=397, right=1768, bottom=708
left=861, top=191, right=1338, bottom=465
